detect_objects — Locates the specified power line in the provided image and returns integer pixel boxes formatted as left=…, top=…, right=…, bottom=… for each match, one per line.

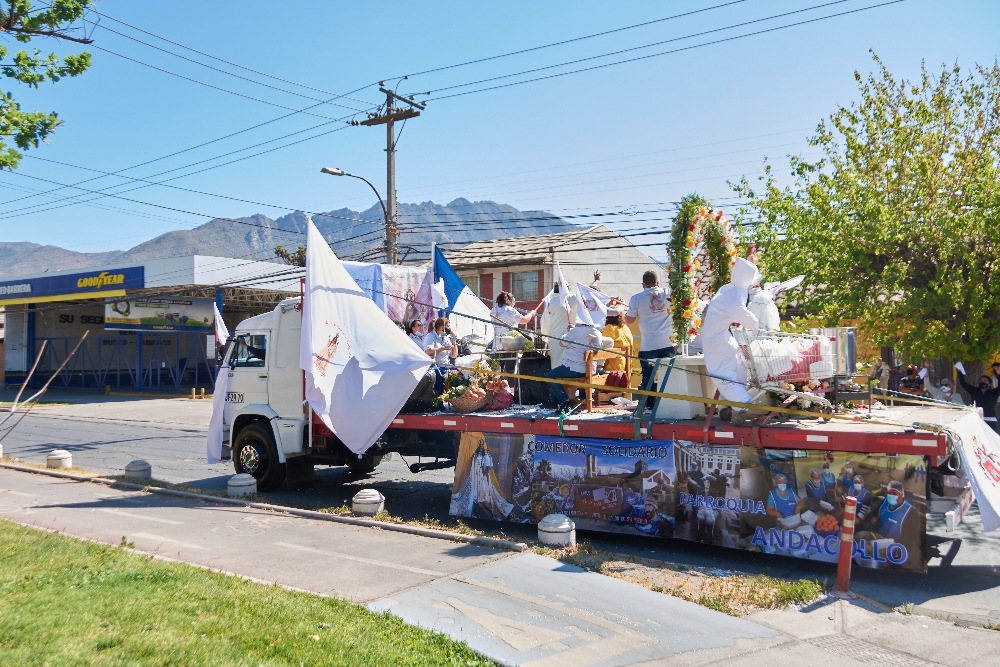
left=90, top=44, right=364, bottom=122
left=393, top=0, right=750, bottom=80
left=390, top=130, right=811, bottom=200
left=89, top=8, right=377, bottom=106
left=421, top=1, right=905, bottom=100
left=0, top=120, right=360, bottom=220
left=91, top=22, right=372, bottom=113
left=0, top=92, right=377, bottom=211
left=419, top=0, right=855, bottom=96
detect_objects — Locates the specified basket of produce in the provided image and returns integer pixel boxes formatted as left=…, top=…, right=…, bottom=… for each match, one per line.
left=814, top=514, right=840, bottom=536
left=449, top=384, right=493, bottom=413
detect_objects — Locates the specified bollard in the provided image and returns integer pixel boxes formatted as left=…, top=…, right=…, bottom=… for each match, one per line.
left=832, top=495, right=857, bottom=600
left=190, top=388, right=197, bottom=399
left=124, top=460, right=152, bottom=480
left=538, top=514, right=576, bottom=547
left=351, top=489, right=385, bottom=516
left=199, top=387, right=206, bottom=399
left=227, top=473, right=257, bottom=498
left=47, top=449, right=72, bottom=469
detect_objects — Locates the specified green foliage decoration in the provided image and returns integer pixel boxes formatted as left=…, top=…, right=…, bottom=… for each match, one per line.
left=667, top=194, right=707, bottom=344
left=734, top=53, right=1000, bottom=360
left=0, top=1, right=94, bottom=169
left=667, top=194, right=739, bottom=343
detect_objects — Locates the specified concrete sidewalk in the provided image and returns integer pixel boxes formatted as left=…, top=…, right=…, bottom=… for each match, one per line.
left=4, top=466, right=998, bottom=666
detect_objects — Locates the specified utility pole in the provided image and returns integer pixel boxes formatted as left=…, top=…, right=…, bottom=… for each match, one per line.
left=357, top=84, right=426, bottom=265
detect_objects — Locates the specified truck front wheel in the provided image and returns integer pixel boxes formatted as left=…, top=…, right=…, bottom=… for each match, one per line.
left=234, top=423, right=286, bottom=491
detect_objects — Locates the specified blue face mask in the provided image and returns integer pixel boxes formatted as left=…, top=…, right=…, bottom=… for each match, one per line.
left=886, top=494, right=899, bottom=507
left=845, top=468, right=853, bottom=475
left=854, top=483, right=863, bottom=491
left=777, top=483, right=787, bottom=492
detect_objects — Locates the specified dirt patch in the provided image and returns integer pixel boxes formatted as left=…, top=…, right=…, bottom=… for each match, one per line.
left=536, top=542, right=828, bottom=616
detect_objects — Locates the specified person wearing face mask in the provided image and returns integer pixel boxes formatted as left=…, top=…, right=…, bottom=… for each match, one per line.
left=820, top=462, right=838, bottom=505
left=803, top=468, right=827, bottom=512
left=920, top=369, right=965, bottom=405
left=845, top=474, right=874, bottom=527
left=957, top=367, right=1000, bottom=432
left=765, top=474, right=805, bottom=520
left=872, top=481, right=918, bottom=547
left=840, top=461, right=858, bottom=497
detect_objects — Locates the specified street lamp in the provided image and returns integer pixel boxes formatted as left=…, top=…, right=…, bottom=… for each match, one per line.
left=320, top=167, right=395, bottom=264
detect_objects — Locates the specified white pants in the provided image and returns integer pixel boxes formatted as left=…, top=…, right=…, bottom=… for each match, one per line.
left=705, top=335, right=753, bottom=404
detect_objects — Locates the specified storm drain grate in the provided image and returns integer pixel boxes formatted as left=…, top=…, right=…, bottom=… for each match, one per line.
left=808, top=634, right=944, bottom=667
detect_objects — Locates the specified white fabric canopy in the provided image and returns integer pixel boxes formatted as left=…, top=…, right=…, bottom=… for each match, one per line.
left=300, top=217, right=431, bottom=455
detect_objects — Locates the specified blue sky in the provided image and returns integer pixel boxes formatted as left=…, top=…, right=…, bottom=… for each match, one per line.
left=1, top=0, right=997, bottom=258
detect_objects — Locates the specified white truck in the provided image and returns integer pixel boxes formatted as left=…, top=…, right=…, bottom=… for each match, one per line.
left=220, top=297, right=451, bottom=490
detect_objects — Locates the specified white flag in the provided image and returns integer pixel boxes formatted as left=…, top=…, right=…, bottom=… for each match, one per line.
left=205, top=366, right=230, bottom=464
left=213, top=303, right=229, bottom=343
left=206, top=303, right=231, bottom=464
left=575, top=282, right=609, bottom=328
left=431, top=278, right=449, bottom=311
left=300, top=218, right=432, bottom=455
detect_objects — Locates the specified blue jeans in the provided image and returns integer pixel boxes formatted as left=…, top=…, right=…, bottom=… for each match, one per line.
left=432, top=366, right=448, bottom=394
left=545, top=365, right=585, bottom=403
left=639, top=346, right=676, bottom=408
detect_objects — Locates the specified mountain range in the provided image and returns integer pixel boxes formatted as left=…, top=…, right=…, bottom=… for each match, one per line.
left=0, top=199, right=576, bottom=279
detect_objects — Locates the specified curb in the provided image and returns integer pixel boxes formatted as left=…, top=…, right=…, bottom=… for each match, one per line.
left=0, top=461, right=527, bottom=553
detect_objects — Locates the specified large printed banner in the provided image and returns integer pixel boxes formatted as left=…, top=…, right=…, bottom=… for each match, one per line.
left=947, top=412, right=1000, bottom=532
left=450, top=433, right=928, bottom=571
left=105, top=297, right=215, bottom=332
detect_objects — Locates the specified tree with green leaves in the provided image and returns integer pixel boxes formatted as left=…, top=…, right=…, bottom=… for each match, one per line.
left=1, top=1, right=93, bottom=169
left=734, top=53, right=1000, bottom=361
left=274, top=244, right=306, bottom=266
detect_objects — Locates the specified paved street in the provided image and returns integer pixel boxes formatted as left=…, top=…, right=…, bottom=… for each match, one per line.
left=2, top=391, right=999, bottom=628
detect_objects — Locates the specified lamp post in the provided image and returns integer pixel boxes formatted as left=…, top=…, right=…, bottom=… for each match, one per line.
left=320, top=167, right=396, bottom=264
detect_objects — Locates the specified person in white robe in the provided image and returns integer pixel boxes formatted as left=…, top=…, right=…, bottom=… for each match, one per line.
left=701, top=257, right=761, bottom=405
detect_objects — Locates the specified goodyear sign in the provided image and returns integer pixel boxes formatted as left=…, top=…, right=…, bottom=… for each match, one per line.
left=0, top=266, right=144, bottom=305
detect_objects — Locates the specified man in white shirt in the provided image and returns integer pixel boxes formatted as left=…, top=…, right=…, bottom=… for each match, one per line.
left=625, top=270, right=675, bottom=409
left=491, top=291, right=541, bottom=348
left=544, top=318, right=613, bottom=404
left=424, top=317, right=458, bottom=393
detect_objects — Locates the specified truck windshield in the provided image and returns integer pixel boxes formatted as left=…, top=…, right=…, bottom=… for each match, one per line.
left=230, top=334, right=267, bottom=368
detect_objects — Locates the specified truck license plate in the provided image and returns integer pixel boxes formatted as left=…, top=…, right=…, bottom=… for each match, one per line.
left=226, top=392, right=244, bottom=403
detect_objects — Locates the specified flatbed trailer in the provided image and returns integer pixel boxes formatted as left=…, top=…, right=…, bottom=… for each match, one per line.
left=379, top=405, right=970, bottom=573
left=386, top=409, right=951, bottom=459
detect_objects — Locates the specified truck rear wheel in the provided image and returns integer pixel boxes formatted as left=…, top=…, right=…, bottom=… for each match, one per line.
left=234, top=423, right=286, bottom=491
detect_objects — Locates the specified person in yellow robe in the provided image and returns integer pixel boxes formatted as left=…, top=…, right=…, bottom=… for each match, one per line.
left=601, top=306, right=633, bottom=372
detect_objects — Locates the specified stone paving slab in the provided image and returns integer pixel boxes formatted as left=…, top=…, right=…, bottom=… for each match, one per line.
left=370, top=553, right=779, bottom=667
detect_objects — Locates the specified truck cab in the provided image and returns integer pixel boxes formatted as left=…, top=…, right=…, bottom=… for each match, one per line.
left=221, top=298, right=455, bottom=490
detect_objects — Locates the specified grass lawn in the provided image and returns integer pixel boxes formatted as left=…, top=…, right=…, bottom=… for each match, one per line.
left=0, top=519, right=493, bottom=666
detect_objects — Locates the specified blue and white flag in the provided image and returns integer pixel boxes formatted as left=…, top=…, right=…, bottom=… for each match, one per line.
left=433, top=246, right=494, bottom=345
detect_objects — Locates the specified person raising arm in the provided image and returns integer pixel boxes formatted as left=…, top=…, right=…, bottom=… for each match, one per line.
left=491, top=291, right=542, bottom=347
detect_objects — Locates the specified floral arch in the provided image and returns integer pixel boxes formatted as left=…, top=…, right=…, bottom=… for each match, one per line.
left=667, top=196, right=738, bottom=345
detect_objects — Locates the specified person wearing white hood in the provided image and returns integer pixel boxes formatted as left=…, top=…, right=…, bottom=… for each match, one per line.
left=545, top=298, right=614, bottom=404
left=701, top=256, right=761, bottom=410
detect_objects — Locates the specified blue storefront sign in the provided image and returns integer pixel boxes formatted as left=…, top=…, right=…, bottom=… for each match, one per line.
left=0, top=266, right=145, bottom=305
